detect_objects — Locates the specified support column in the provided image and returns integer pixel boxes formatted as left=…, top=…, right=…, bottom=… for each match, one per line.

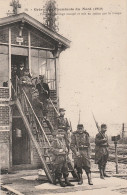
left=9, top=27, right=11, bottom=98
left=53, top=43, right=63, bottom=109
left=28, top=31, right=31, bottom=74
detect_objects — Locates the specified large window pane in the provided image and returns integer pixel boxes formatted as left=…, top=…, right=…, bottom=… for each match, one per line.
left=0, top=54, right=8, bottom=87
left=46, top=59, right=56, bottom=89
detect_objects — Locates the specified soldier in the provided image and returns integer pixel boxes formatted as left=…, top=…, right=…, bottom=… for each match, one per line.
left=50, top=130, right=74, bottom=187
left=57, top=108, right=70, bottom=133
left=95, top=124, right=109, bottom=179
left=70, top=124, right=93, bottom=185
left=19, top=69, right=34, bottom=102
left=57, top=108, right=70, bottom=151
left=36, top=75, right=50, bottom=117
left=32, top=89, right=43, bottom=121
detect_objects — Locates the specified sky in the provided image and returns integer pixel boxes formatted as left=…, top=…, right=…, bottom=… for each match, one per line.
left=0, top=0, right=127, bottom=136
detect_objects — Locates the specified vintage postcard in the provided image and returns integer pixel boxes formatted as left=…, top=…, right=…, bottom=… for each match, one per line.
left=0, top=0, right=127, bottom=194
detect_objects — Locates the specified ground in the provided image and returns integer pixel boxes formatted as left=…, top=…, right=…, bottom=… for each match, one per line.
left=1, top=161, right=127, bottom=195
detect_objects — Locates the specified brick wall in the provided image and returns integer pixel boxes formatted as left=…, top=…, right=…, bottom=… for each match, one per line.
left=0, top=126, right=10, bottom=170
left=0, top=131, right=10, bottom=142
left=0, top=88, right=9, bottom=99
left=0, top=105, right=9, bottom=126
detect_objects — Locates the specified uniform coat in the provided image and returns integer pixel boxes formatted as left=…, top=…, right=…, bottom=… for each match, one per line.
left=95, top=132, right=109, bottom=167
left=50, top=136, right=69, bottom=179
left=57, top=116, right=70, bottom=132
left=70, top=130, right=91, bottom=174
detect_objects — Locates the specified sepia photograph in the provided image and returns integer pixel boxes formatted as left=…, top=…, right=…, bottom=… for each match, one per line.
left=0, top=0, right=127, bottom=194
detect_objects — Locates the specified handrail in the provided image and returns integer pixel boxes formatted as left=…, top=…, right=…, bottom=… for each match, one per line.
left=22, top=89, right=51, bottom=146
left=49, top=97, right=59, bottom=116
left=11, top=79, right=51, bottom=146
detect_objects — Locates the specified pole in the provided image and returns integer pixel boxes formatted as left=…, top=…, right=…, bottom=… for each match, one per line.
left=114, top=141, right=119, bottom=174
left=78, top=109, right=81, bottom=124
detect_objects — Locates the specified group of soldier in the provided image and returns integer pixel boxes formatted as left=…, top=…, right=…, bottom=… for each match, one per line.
left=18, top=68, right=109, bottom=188
left=50, top=108, right=109, bottom=187
left=18, top=69, right=50, bottom=118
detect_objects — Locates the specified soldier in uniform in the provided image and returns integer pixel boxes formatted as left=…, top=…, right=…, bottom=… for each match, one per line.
left=57, top=108, right=70, bottom=133
left=57, top=108, right=70, bottom=151
left=19, top=69, right=34, bottom=102
left=70, top=124, right=93, bottom=185
left=32, top=89, right=43, bottom=120
left=50, top=130, right=74, bottom=187
left=36, top=75, right=50, bottom=117
left=95, top=124, right=109, bottom=179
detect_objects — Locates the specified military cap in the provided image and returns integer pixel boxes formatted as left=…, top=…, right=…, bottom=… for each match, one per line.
left=77, top=124, right=84, bottom=129
left=101, top=124, right=107, bottom=128
left=59, top=108, right=66, bottom=112
left=39, top=75, right=44, bottom=79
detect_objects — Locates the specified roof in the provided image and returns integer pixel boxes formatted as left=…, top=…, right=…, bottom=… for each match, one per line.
left=0, top=12, right=70, bottom=48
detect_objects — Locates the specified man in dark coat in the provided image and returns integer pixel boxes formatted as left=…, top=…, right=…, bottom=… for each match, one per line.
left=36, top=75, right=50, bottom=117
left=70, top=124, right=93, bottom=185
left=57, top=108, right=70, bottom=150
left=19, top=69, right=34, bottom=101
left=95, top=124, right=109, bottom=179
left=19, top=69, right=34, bottom=112
left=50, top=130, right=74, bottom=187
left=32, top=89, right=43, bottom=120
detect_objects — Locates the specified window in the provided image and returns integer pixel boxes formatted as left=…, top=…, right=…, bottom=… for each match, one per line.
left=0, top=54, right=9, bottom=87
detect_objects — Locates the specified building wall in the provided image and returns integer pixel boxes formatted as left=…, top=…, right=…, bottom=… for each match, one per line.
left=0, top=23, right=59, bottom=170
left=0, top=101, right=10, bottom=170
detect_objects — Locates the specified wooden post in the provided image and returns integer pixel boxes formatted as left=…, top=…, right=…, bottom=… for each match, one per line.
left=53, top=43, right=62, bottom=108
left=9, top=27, right=11, bottom=98
left=28, top=31, right=31, bottom=74
left=114, top=141, right=119, bottom=174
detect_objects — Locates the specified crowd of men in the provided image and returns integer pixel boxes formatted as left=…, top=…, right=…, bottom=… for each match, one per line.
left=19, top=69, right=50, bottom=119
left=18, top=68, right=110, bottom=187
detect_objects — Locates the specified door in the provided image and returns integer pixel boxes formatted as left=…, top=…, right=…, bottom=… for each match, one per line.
left=12, top=118, right=31, bottom=165
left=11, top=55, right=28, bottom=88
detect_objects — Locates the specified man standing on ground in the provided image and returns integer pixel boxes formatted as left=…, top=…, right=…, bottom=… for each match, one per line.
left=95, top=124, right=109, bottom=179
left=70, top=124, right=93, bottom=185
left=50, top=130, right=74, bottom=187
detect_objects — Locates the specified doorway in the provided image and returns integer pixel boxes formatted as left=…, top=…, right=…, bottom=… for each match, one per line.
left=12, top=118, right=31, bottom=165
left=11, top=55, right=28, bottom=88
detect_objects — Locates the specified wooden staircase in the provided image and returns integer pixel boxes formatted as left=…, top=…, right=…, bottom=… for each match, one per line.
left=11, top=84, right=79, bottom=184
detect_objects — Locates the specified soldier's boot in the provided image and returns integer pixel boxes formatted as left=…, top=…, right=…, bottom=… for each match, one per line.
left=99, top=168, right=105, bottom=179
left=58, top=178, right=66, bottom=187
left=87, top=173, right=93, bottom=185
left=103, top=166, right=110, bottom=177
left=78, top=173, right=83, bottom=185
left=65, top=177, right=74, bottom=186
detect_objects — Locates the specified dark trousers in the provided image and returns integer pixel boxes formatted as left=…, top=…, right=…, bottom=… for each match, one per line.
left=74, top=149, right=91, bottom=174
left=53, top=155, right=69, bottom=179
left=98, top=154, right=108, bottom=169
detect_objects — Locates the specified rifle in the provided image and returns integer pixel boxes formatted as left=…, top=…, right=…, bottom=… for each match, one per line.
left=78, top=109, right=81, bottom=124
left=92, top=112, right=105, bottom=138
left=70, top=121, right=73, bottom=132
left=92, top=112, right=100, bottom=132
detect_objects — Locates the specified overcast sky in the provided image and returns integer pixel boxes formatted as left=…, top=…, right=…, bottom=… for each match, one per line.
left=1, top=0, right=127, bottom=136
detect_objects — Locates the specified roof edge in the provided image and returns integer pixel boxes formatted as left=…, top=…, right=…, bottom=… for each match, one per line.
left=0, top=12, right=71, bottom=48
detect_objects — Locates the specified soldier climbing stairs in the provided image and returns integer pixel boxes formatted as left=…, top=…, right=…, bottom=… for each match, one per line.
left=11, top=82, right=79, bottom=184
